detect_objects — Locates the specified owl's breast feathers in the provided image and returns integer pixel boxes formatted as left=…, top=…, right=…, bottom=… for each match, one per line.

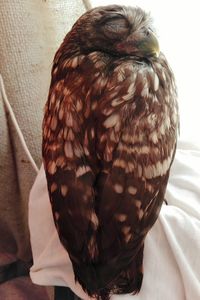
left=42, top=50, right=179, bottom=296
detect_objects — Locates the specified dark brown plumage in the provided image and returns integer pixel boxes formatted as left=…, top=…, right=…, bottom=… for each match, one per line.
left=42, top=5, right=179, bottom=299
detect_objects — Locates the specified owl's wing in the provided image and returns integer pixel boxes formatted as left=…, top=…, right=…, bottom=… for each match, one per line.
left=42, top=55, right=103, bottom=269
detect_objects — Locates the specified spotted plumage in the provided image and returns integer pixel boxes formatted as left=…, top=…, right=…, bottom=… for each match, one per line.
left=42, top=5, right=179, bottom=300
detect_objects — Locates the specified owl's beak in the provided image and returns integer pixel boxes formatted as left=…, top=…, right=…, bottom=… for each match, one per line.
left=137, top=31, right=160, bottom=58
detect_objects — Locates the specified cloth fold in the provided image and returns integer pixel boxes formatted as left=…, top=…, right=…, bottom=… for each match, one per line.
left=29, top=141, right=200, bottom=300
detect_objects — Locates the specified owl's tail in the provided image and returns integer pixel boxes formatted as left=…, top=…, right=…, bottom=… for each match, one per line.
left=72, top=243, right=144, bottom=300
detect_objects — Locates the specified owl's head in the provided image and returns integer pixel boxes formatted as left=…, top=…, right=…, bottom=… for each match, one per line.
left=70, top=5, right=160, bottom=59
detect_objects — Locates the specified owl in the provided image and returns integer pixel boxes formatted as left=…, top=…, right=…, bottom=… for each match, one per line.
left=42, top=5, right=179, bottom=300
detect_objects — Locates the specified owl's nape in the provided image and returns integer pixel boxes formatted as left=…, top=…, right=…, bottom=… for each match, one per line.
left=42, top=4, right=179, bottom=300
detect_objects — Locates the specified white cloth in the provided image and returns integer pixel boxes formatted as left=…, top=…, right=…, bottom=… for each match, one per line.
left=29, top=140, right=200, bottom=300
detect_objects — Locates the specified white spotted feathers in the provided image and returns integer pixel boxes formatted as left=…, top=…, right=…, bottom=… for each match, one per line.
left=42, top=5, right=179, bottom=299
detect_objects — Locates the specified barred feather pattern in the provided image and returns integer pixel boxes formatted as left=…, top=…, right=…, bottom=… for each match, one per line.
left=42, top=5, right=179, bottom=299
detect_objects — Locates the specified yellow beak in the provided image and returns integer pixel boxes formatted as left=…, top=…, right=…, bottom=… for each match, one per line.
left=138, top=31, right=160, bottom=58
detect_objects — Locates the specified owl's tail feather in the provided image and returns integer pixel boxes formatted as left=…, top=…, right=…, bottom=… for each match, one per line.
left=113, top=244, right=144, bottom=295
left=72, top=244, right=144, bottom=300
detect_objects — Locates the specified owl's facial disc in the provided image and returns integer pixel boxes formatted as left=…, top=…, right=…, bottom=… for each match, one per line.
left=77, top=6, right=160, bottom=59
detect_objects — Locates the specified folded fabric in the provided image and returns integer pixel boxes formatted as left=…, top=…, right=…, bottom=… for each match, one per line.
left=29, top=140, right=200, bottom=300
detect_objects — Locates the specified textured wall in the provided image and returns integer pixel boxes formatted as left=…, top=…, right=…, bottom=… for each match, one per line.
left=0, top=0, right=86, bottom=262
left=0, top=94, right=22, bottom=262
